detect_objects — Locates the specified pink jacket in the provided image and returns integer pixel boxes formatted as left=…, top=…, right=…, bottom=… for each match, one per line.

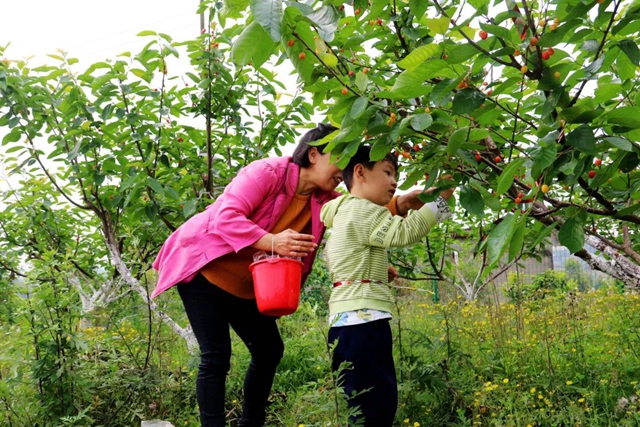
left=151, top=156, right=339, bottom=298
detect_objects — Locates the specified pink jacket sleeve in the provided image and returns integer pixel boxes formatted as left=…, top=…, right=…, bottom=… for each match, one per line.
left=212, top=160, right=281, bottom=252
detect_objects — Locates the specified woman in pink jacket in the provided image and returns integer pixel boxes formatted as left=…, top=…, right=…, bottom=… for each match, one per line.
left=152, top=124, right=425, bottom=427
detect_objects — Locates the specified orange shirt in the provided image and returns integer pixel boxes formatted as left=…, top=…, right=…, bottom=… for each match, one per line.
left=201, top=193, right=311, bottom=299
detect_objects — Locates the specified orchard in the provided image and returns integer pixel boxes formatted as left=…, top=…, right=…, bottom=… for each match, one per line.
left=0, top=0, right=639, bottom=425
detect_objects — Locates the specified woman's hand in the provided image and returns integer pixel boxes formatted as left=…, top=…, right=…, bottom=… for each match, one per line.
left=254, top=229, right=317, bottom=257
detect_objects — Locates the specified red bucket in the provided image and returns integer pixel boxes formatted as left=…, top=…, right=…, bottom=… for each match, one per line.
left=249, top=257, right=303, bottom=317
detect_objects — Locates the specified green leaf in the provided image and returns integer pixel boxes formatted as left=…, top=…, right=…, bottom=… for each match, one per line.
left=452, top=89, right=485, bottom=115
left=130, top=68, right=152, bottom=83
left=487, top=214, right=516, bottom=266
left=145, top=204, right=158, bottom=219
left=387, top=67, right=432, bottom=98
left=604, top=107, right=640, bottom=128
left=397, top=44, right=441, bottom=70
left=333, top=105, right=378, bottom=143
left=447, top=127, right=469, bottom=155
left=459, top=185, right=485, bottom=217
left=2, top=129, right=21, bottom=145
left=594, top=83, right=623, bottom=103
left=479, top=23, right=512, bottom=41
left=616, top=49, right=637, bottom=80
left=529, top=141, right=557, bottom=178
left=508, top=216, right=526, bottom=262
left=251, top=0, right=284, bottom=41
left=496, top=158, right=526, bottom=195
left=468, top=0, right=489, bottom=12
left=183, top=199, right=197, bottom=218
left=147, top=177, right=166, bottom=197
left=603, top=136, right=633, bottom=152
left=615, top=203, right=640, bottom=217
left=530, top=221, right=560, bottom=249
left=558, top=211, right=586, bottom=254
left=538, top=19, right=581, bottom=47
left=370, top=138, right=393, bottom=161
left=232, top=21, right=277, bottom=67
left=425, top=17, right=450, bottom=35
left=305, top=5, right=339, bottom=42
left=618, top=39, right=640, bottom=66
left=93, top=173, right=105, bottom=186
left=355, top=72, right=368, bottom=92
left=410, top=113, right=433, bottom=131
left=584, top=56, right=605, bottom=75
left=559, top=103, right=603, bottom=124
left=566, top=124, right=597, bottom=155
left=136, top=30, right=157, bottom=37
left=446, top=43, right=481, bottom=64
left=350, top=97, right=368, bottom=120
left=409, top=0, right=428, bottom=17
left=620, top=151, right=639, bottom=172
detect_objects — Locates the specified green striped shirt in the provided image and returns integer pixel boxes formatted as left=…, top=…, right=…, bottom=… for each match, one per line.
left=320, top=195, right=438, bottom=316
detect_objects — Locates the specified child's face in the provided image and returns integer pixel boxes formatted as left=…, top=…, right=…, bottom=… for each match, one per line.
left=359, top=160, right=397, bottom=206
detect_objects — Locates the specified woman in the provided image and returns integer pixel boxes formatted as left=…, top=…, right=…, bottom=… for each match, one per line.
left=151, top=124, right=428, bottom=427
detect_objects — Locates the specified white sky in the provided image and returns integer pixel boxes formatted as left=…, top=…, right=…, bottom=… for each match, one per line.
left=0, top=0, right=200, bottom=64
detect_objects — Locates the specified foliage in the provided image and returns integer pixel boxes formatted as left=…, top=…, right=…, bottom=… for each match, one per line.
left=4, top=282, right=639, bottom=426
left=234, top=0, right=640, bottom=287
left=504, top=269, right=577, bottom=302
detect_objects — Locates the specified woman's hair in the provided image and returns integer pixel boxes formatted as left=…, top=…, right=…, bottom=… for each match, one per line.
left=292, top=123, right=338, bottom=167
left=342, top=145, right=398, bottom=191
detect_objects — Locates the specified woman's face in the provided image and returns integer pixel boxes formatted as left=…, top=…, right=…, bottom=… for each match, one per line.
left=308, top=148, right=343, bottom=192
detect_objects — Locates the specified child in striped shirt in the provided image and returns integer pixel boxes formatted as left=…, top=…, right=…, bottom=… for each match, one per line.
left=320, top=145, right=454, bottom=426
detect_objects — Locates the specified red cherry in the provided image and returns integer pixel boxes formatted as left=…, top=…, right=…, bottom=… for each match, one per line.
left=299, top=52, right=306, bottom=60
left=594, top=158, right=602, bottom=166
left=588, top=170, right=596, bottom=178
left=531, top=37, right=538, bottom=46
left=548, top=47, right=555, bottom=55
left=287, top=40, right=295, bottom=47
left=341, top=87, right=348, bottom=95
left=542, top=51, right=551, bottom=60
left=475, top=154, right=482, bottom=161
left=479, top=30, right=488, bottom=40
left=495, top=156, right=502, bottom=163
left=349, top=70, right=354, bottom=76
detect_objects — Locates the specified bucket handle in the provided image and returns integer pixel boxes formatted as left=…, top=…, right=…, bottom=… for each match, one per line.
left=271, top=234, right=276, bottom=258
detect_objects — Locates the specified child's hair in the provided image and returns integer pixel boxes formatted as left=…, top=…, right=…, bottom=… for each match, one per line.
left=342, top=145, right=398, bottom=191
left=292, top=123, right=339, bottom=167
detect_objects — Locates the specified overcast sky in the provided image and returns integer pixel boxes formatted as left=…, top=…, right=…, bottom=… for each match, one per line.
left=0, top=0, right=200, bottom=63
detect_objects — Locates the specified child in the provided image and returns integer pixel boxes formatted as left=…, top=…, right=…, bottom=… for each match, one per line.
left=319, top=145, right=454, bottom=426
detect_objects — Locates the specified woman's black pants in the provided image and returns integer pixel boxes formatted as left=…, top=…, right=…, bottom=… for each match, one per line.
left=178, top=274, right=284, bottom=427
